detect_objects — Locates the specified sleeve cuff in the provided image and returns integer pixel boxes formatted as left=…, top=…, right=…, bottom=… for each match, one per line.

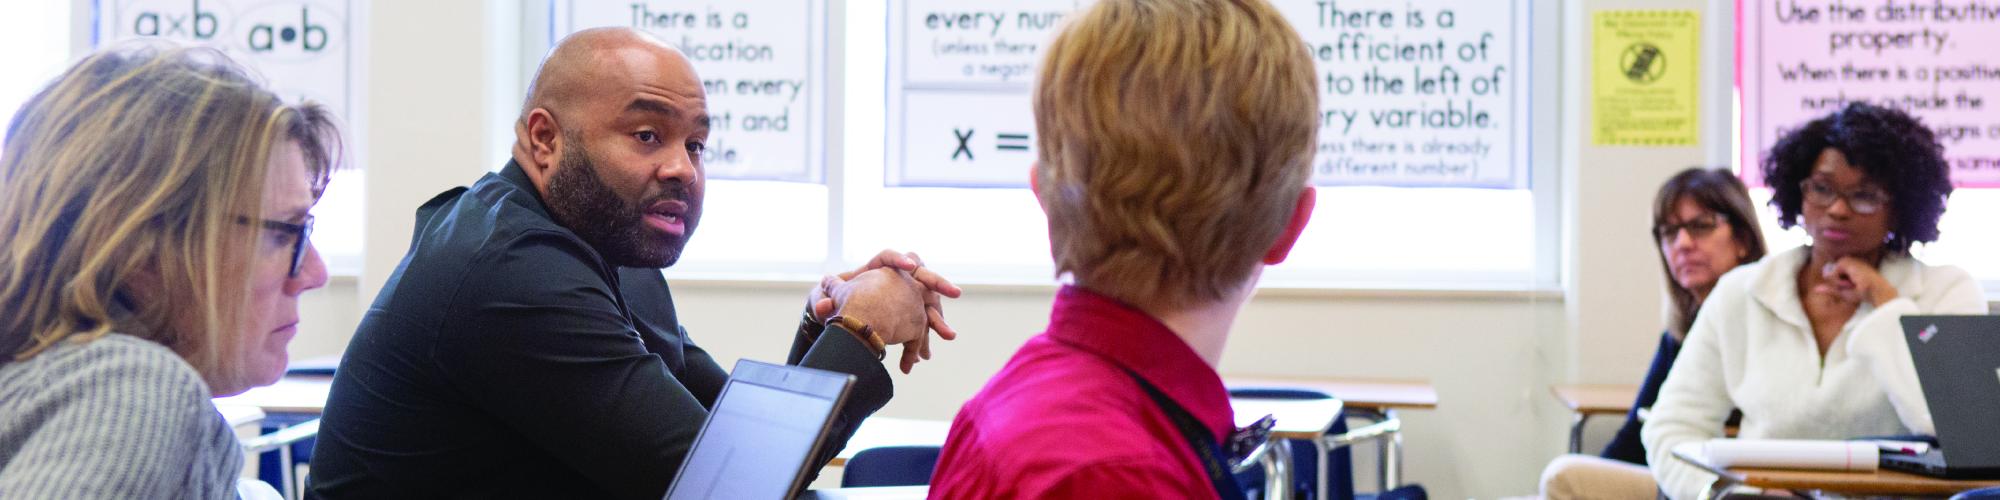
left=800, top=326, right=893, bottom=418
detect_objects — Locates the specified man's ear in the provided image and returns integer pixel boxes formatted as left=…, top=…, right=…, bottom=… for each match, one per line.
left=1262, top=186, right=1316, bottom=265
left=522, top=109, right=563, bottom=166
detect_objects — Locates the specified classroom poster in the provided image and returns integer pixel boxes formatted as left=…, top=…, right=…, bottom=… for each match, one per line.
left=886, top=0, right=1533, bottom=189
left=95, top=0, right=364, bottom=146
left=556, top=0, right=827, bottom=183
left=886, top=0, right=1081, bottom=187
left=1739, top=0, right=2000, bottom=187
left=1282, top=0, right=1532, bottom=188
left=1591, top=10, right=1701, bottom=147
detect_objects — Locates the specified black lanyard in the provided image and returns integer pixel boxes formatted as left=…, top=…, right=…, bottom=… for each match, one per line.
left=1125, top=370, right=1248, bottom=500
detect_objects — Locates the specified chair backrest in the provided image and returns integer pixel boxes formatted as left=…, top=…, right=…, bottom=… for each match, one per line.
left=840, top=445, right=943, bottom=488
left=247, top=415, right=319, bottom=500
left=1230, top=388, right=1332, bottom=401
left=1952, top=486, right=2000, bottom=500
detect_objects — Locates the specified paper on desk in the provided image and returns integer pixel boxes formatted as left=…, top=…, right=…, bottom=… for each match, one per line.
left=1697, top=439, right=1879, bottom=471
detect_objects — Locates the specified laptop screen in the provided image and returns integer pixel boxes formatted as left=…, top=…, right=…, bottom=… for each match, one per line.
left=1900, top=315, right=2000, bottom=468
left=666, top=360, right=855, bottom=500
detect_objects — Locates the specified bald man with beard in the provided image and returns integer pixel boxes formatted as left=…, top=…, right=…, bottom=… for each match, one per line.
left=308, top=28, right=961, bottom=499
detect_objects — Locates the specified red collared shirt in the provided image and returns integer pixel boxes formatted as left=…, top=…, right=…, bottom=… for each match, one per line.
left=928, top=286, right=1235, bottom=499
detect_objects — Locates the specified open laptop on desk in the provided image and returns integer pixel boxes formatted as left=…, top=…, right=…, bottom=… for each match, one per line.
left=1880, top=315, right=2000, bottom=479
left=665, top=360, right=855, bottom=500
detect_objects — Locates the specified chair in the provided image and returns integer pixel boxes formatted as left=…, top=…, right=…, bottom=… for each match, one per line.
left=1229, top=388, right=1425, bottom=500
left=240, top=417, right=320, bottom=500
left=1951, top=486, right=2000, bottom=500
left=841, top=445, right=943, bottom=487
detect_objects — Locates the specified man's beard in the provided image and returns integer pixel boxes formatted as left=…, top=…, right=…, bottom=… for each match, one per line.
left=543, top=139, right=697, bottom=268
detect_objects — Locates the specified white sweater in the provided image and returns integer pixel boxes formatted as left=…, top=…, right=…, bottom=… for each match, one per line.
left=1642, top=246, right=1988, bottom=499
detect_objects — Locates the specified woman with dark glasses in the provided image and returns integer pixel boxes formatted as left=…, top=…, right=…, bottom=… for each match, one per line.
left=1643, top=102, right=1987, bottom=499
left=0, top=44, right=339, bottom=497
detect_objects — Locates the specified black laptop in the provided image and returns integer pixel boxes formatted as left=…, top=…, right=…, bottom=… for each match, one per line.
left=664, top=360, right=856, bottom=500
left=1879, top=315, right=2000, bottom=479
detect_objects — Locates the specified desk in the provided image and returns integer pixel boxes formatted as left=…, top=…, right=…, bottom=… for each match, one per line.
left=1672, top=447, right=2000, bottom=497
left=1232, top=397, right=1344, bottom=500
left=214, top=376, right=333, bottom=415
left=1549, top=384, right=1637, bottom=454
left=217, top=404, right=269, bottom=429
left=1232, top=397, right=1345, bottom=441
left=1225, top=376, right=1438, bottom=412
left=226, top=373, right=1345, bottom=497
left=1226, top=376, right=1435, bottom=491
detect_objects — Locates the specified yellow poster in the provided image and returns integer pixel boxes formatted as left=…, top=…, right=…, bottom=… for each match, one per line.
left=1592, top=10, right=1700, bottom=147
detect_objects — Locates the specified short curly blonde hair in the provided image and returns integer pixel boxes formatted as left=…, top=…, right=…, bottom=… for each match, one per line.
left=1035, top=0, right=1318, bottom=308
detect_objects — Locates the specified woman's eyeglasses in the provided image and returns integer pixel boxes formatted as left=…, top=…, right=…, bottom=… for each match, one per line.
left=1799, top=178, right=1890, bottom=215
left=1655, top=213, right=1722, bottom=242
left=242, top=215, right=314, bottom=277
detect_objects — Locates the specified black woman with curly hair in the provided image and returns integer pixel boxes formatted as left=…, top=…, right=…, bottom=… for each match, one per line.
left=1640, top=102, right=1988, bottom=499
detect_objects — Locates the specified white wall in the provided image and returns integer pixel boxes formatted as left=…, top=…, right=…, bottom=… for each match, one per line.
left=277, top=0, right=1728, bottom=498
left=358, top=1, right=519, bottom=298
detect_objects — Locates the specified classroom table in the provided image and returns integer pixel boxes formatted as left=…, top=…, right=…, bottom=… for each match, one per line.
left=217, top=404, right=269, bottom=429
left=203, top=377, right=1344, bottom=451
left=214, top=375, right=335, bottom=415
left=222, top=368, right=1361, bottom=499
left=1232, top=397, right=1347, bottom=500
left=1671, top=446, right=2000, bottom=497
left=1226, top=376, right=1439, bottom=412
left=1549, top=384, right=1639, bottom=454
left=1225, top=375, right=1437, bottom=491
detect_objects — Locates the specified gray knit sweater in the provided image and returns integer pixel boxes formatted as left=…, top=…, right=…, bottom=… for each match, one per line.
left=0, top=333, right=242, bottom=499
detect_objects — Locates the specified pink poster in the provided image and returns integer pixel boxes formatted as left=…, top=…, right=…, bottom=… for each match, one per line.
left=1738, top=0, right=2000, bottom=187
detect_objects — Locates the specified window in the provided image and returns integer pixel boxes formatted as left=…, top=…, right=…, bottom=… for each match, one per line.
left=0, top=3, right=70, bottom=147
left=1915, top=190, right=2000, bottom=286
left=672, top=1, right=1558, bottom=291
left=671, top=180, right=830, bottom=280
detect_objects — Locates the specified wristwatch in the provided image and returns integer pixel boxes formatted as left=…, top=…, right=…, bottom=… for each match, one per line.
left=826, top=315, right=887, bottom=361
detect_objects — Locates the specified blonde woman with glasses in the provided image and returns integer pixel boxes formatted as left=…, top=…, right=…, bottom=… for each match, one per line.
left=0, top=45, right=338, bottom=497
left=1539, top=168, right=1766, bottom=499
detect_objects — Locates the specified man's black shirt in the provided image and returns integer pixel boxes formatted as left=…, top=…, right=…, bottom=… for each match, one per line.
left=307, top=161, right=892, bottom=499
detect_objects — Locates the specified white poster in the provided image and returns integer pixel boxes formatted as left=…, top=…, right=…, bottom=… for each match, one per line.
left=887, top=0, right=1084, bottom=187
left=556, top=1, right=827, bottom=183
left=96, top=0, right=362, bottom=141
left=886, top=0, right=1531, bottom=189
left=1283, top=0, right=1531, bottom=188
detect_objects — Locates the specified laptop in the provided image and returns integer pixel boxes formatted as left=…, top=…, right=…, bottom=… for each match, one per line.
left=665, top=360, right=856, bottom=500
left=1879, top=315, right=2000, bottom=479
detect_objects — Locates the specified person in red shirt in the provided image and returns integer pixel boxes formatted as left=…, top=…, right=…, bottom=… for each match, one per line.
left=926, top=1, right=1320, bottom=498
